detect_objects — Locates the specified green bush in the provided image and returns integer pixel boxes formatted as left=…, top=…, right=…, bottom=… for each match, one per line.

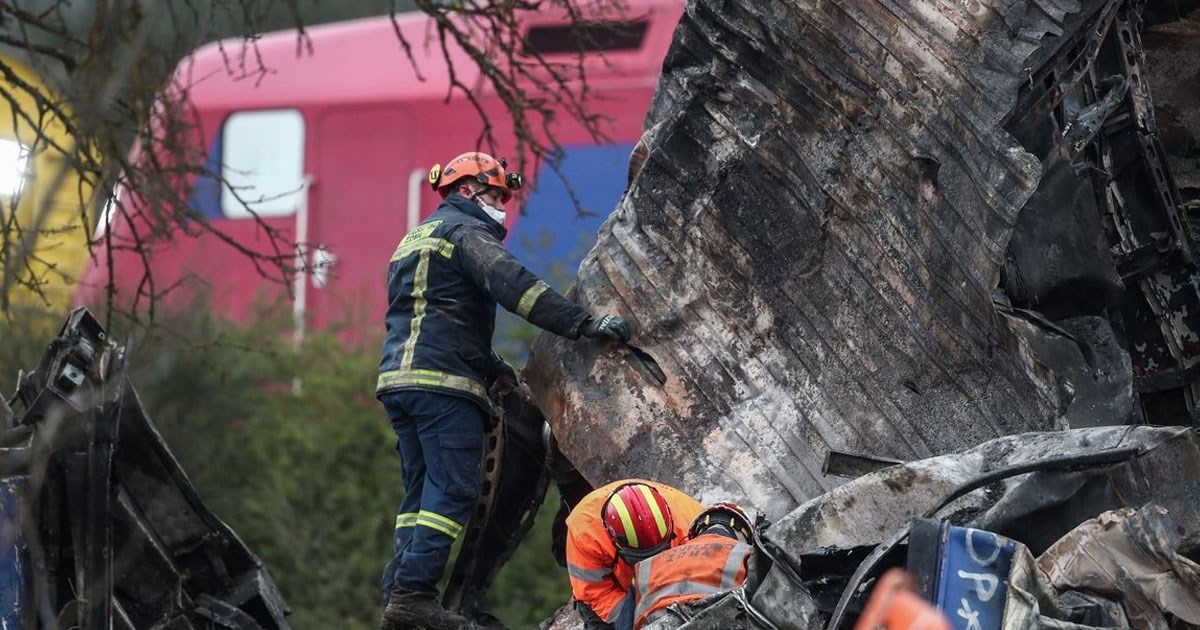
left=27, top=306, right=568, bottom=629
left=1, top=303, right=571, bottom=628
left=0, top=305, right=69, bottom=393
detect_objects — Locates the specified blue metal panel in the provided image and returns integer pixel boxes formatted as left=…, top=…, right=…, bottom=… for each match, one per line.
left=187, top=135, right=225, bottom=219
left=495, top=143, right=634, bottom=362
left=0, top=477, right=28, bottom=629
left=933, top=525, right=1017, bottom=630
left=508, top=144, right=634, bottom=284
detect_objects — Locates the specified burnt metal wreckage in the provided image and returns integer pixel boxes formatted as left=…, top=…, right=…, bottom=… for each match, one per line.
left=0, top=308, right=562, bottom=629
left=6, top=0, right=1200, bottom=628
left=1, top=310, right=290, bottom=629
left=640, top=426, right=1200, bottom=629
left=523, top=0, right=1200, bottom=627
left=526, top=0, right=1200, bottom=522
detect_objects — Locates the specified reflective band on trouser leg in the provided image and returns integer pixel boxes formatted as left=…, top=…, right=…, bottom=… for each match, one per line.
left=375, top=369, right=490, bottom=404
left=516, top=280, right=550, bottom=319
left=568, top=563, right=613, bottom=584
left=416, top=510, right=464, bottom=538
left=400, top=250, right=432, bottom=370
left=395, top=512, right=418, bottom=530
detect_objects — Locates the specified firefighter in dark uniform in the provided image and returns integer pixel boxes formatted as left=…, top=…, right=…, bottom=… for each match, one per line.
left=378, top=151, right=630, bottom=629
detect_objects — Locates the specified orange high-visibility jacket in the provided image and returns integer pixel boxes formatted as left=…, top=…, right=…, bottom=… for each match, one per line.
left=630, top=533, right=753, bottom=629
left=564, top=479, right=703, bottom=623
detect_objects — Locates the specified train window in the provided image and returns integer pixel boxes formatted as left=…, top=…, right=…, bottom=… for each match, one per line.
left=220, top=109, right=305, bottom=219
left=522, top=21, right=649, bottom=56
left=0, top=138, right=31, bottom=199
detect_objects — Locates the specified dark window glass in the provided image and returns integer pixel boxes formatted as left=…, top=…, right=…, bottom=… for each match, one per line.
left=523, top=21, right=649, bottom=55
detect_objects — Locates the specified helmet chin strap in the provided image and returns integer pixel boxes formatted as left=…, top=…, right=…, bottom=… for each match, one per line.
left=468, top=187, right=493, bottom=207
left=468, top=188, right=507, bottom=225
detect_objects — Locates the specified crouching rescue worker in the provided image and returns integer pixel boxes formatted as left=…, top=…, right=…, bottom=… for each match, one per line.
left=566, top=480, right=703, bottom=628
left=377, top=151, right=632, bottom=630
left=621, top=502, right=756, bottom=630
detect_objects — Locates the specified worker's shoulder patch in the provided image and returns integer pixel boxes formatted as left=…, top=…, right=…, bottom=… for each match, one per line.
left=401, top=220, right=443, bottom=244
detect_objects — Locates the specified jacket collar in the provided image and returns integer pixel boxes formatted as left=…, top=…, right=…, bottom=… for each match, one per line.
left=444, top=193, right=507, bottom=240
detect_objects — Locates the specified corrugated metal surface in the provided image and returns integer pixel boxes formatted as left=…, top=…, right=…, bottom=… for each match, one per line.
left=526, top=0, right=1106, bottom=518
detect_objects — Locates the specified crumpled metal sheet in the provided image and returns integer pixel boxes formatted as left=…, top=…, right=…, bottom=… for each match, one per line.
left=1037, top=504, right=1200, bottom=629
left=542, top=427, right=1200, bottom=629
left=641, top=589, right=775, bottom=629
left=982, top=540, right=1129, bottom=629
left=445, top=383, right=552, bottom=617
left=765, top=426, right=1200, bottom=555
left=2, top=309, right=291, bottom=628
left=759, top=426, right=1200, bottom=628
left=524, top=0, right=1109, bottom=518
left=963, top=503, right=1200, bottom=629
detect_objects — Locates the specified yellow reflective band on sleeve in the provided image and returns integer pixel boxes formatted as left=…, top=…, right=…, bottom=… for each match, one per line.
left=375, top=368, right=489, bottom=402
left=637, top=485, right=669, bottom=538
left=399, top=250, right=432, bottom=370
left=391, top=237, right=455, bottom=262
left=416, top=510, right=464, bottom=538
left=398, top=220, right=443, bottom=245
left=515, top=280, right=550, bottom=319
left=611, top=495, right=639, bottom=549
left=395, top=513, right=418, bottom=530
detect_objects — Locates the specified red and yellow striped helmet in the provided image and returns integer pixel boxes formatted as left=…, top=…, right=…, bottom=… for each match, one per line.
left=601, top=483, right=675, bottom=561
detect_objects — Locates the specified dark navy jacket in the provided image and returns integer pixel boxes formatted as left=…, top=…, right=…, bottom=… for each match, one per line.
left=376, top=194, right=590, bottom=410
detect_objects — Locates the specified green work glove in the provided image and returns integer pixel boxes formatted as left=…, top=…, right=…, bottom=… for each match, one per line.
left=581, top=314, right=630, bottom=342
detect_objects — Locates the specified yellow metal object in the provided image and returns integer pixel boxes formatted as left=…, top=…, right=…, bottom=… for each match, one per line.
left=1, top=52, right=96, bottom=316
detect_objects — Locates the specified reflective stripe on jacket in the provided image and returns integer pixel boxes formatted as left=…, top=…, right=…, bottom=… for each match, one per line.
left=376, top=194, right=590, bottom=409
left=564, top=479, right=704, bottom=623
left=631, top=534, right=752, bottom=629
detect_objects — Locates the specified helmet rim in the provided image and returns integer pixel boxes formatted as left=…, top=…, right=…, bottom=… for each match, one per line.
left=688, top=501, right=754, bottom=542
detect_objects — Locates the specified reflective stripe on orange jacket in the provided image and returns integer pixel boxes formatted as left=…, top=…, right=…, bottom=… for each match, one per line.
left=631, top=533, right=753, bottom=629
left=565, top=479, right=703, bottom=623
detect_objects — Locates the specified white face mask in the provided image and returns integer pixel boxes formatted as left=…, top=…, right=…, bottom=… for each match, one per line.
left=481, top=203, right=506, bottom=226
left=469, top=189, right=506, bottom=225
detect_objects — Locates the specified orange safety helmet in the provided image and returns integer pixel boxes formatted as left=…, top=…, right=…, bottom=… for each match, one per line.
left=602, top=483, right=675, bottom=562
left=688, top=501, right=755, bottom=542
left=428, top=151, right=524, bottom=202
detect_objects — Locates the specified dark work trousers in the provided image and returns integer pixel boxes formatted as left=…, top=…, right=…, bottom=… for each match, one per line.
left=614, top=588, right=636, bottom=630
left=379, top=390, right=487, bottom=600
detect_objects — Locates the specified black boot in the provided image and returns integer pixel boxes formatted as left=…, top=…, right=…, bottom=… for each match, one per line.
left=380, top=589, right=469, bottom=630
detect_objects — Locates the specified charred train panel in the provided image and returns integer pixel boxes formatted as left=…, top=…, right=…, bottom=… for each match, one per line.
left=1002, top=0, right=1200, bottom=424
left=1, top=309, right=290, bottom=629
left=525, top=0, right=1200, bottom=518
